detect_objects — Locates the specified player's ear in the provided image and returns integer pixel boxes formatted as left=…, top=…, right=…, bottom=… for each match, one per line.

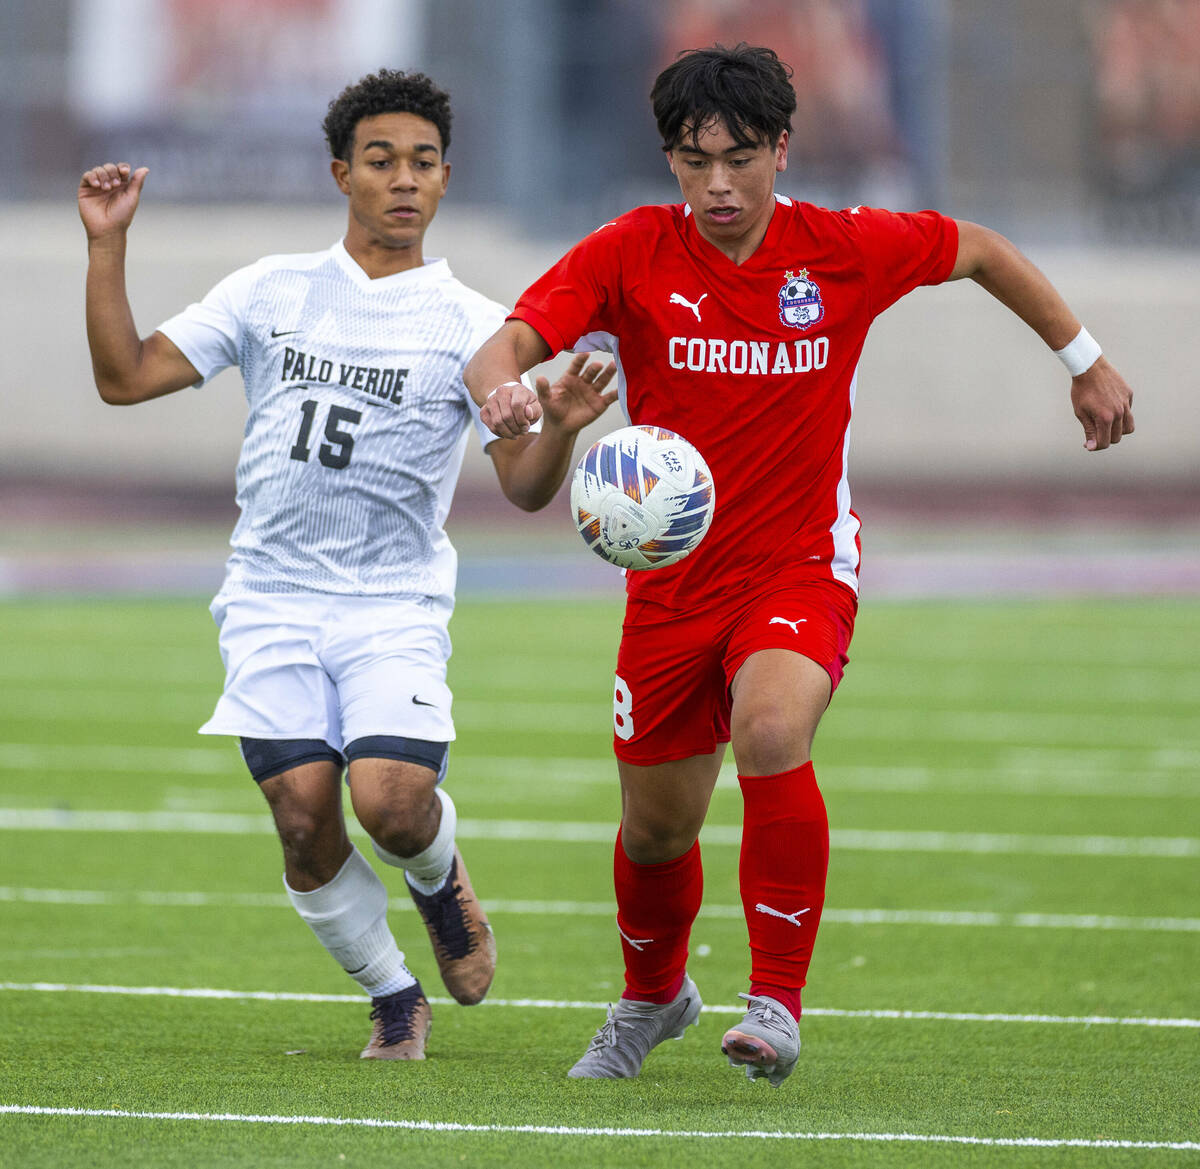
left=331, top=157, right=351, bottom=195
left=775, top=131, right=789, bottom=174
left=440, top=160, right=451, bottom=195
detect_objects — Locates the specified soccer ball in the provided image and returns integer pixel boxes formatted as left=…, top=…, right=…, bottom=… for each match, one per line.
left=570, top=425, right=716, bottom=571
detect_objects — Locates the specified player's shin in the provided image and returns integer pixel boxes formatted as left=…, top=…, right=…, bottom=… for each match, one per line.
left=285, top=844, right=417, bottom=997
left=614, top=827, right=704, bottom=1002
left=372, top=786, right=496, bottom=1005
left=737, top=763, right=829, bottom=1022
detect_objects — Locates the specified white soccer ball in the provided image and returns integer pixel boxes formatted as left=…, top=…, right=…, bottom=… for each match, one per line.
left=570, top=425, right=716, bottom=571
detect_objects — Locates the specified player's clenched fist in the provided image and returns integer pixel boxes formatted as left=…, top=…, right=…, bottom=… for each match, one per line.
left=78, top=163, right=149, bottom=240
left=480, top=381, right=541, bottom=439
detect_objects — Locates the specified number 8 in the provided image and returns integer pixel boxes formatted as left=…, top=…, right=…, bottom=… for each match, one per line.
left=613, top=673, right=634, bottom=741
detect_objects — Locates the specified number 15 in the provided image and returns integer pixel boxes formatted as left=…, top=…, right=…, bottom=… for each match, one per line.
left=289, top=400, right=362, bottom=469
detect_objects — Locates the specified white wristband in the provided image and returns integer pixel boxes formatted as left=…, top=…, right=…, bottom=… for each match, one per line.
left=1053, top=327, right=1102, bottom=377
left=486, top=380, right=525, bottom=401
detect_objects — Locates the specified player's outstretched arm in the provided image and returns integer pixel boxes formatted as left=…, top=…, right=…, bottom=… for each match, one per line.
left=79, top=163, right=201, bottom=405
left=464, top=320, right=551, bottom=438
left=950, top=220, right=1135, bottom=451
left=486, top=353, right=618, bottom=512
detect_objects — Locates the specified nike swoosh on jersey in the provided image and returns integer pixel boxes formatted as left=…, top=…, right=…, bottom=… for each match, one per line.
left=270, top=328, right=301, bottom=338
left=411, top=695, right=437, bottom=707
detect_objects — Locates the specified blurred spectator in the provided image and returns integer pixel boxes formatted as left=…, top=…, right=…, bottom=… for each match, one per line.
left=1089, top=0, right=1200, bottom=199
left=66, top=0, right=418, bottom=201
left=655, top=0, right=909, bottom=204
left=168, top=0, right=338, bottom=124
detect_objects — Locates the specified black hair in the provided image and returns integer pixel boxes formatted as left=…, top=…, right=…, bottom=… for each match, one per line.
left=650, top=44, right=796, bottom=152
left=323, top=68, right=452, bottom=161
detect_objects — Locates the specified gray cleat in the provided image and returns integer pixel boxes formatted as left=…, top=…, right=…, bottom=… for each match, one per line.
left=567, top=974, right=702, bottom=1078
left=720, top=992, right=800, bottom=1086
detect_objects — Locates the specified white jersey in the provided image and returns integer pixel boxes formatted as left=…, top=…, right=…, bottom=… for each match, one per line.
left=158, top=241, right=505, bottom=604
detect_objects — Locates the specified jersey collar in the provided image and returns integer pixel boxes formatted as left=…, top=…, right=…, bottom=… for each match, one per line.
left=682, top=193, right=792, bottom=269
left=332, top=239, right=451, bottom=290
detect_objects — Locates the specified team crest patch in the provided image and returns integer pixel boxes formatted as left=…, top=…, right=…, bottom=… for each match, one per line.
left=778, top=268, right=824, bottom=330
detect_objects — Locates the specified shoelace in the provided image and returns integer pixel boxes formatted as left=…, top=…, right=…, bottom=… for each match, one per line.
left=586, top=1005, right=620, bottom=1052
left=738, top=992, right=780, bottom=1027
left=370, top=988, right=423, bottom=1045
left=416, top=871, right=476, bottom=959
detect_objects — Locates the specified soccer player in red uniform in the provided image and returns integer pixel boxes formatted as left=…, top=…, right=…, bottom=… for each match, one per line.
left=464, top=44, right=1134, bottom=1085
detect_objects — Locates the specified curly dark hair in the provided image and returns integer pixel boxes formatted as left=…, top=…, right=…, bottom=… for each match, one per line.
left=323, top=69, right=453, bottom=161
left=651, top=44, right=795, bottom=152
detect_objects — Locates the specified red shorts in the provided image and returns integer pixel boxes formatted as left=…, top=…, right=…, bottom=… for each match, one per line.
left=612, top=568, right=858, bottom=766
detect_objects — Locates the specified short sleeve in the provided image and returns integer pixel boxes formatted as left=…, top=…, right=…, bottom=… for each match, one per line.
left=840, top=207, right=958, bottom=318
left=156, top=262, right=261, bottom=386
left=510, top=220, right=623, bottom=356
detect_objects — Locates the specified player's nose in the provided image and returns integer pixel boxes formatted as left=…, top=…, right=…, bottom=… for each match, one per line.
left=389, top=165, right=418, bottom=190
left=707, top=165, right=733, bottom=193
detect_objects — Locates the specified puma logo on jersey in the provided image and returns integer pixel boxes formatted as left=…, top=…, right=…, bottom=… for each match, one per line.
left=769, top=617, right=807, bottom=633
left=669, top=291, right=708, bottom=321
left=755, top=903, right=811, bottom=928
left=617, top=922, right=654, bottom=951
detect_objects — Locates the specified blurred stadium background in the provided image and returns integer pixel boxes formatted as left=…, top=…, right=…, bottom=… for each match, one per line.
left=1, top=0, right=1198, bottom=595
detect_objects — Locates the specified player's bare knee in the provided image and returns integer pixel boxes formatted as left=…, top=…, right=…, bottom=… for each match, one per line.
left=274, top=810, right=348, bottom=881
left=362, top=808, right=438, bottom=860
left=354, top=784, right=440, bottom=858
left=346, top=737, right=446, bottom=854
left=620, top=815, right=699, bottom=864
left=732, top=708, right=813, bottom=776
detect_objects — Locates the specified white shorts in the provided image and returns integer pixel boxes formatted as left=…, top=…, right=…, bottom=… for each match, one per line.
left=199, top=593, right=455, bottom=752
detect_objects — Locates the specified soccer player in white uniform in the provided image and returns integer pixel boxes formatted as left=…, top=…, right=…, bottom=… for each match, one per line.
left=78, top=69, right=616, bottom=1061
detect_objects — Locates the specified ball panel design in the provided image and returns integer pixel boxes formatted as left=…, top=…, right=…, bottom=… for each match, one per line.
left=569, top=425, right=715, bottom=571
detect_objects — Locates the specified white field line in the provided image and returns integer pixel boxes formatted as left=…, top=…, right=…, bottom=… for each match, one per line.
left=0, top=1105, right=1196, bottom=1152
left=4, top=686, right=1200, bottom=740
left=3, top=886, right=1199, bottom=934
left=1, top=982, right=1197, bottom=1030
left=819, top=706, right=1199, bottom=748
left=0, top=947, right=167, bottom=962
left=465, top=756, right=1200, bottom=798
left=857, top=642, right=1200, bottom=669
left=811, top=765, right=1200, bottom=799
left=5, top=743, right=1200, bottom=800
left=1, top=806, right=1197, bottom=858
left=0, top=660, right=210, bottom=685
left=0, top=743, right=234, bottom=774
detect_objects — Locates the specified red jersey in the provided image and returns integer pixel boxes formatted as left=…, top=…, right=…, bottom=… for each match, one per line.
left=512, top=196, right=958, bottom=608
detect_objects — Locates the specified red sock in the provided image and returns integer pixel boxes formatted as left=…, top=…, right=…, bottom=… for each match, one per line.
left=613, top=826, right=703, bottom=1003
left=738, top=762, right=829, bottom=1022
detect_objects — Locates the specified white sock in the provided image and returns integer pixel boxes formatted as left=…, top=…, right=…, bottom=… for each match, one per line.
left=285, top=845, right=416, bottom=998
left=371, top=788, right=457, bottom=896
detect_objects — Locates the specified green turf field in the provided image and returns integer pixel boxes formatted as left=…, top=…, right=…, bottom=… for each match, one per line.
left=0, top=595, right=1197, bottom=1167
